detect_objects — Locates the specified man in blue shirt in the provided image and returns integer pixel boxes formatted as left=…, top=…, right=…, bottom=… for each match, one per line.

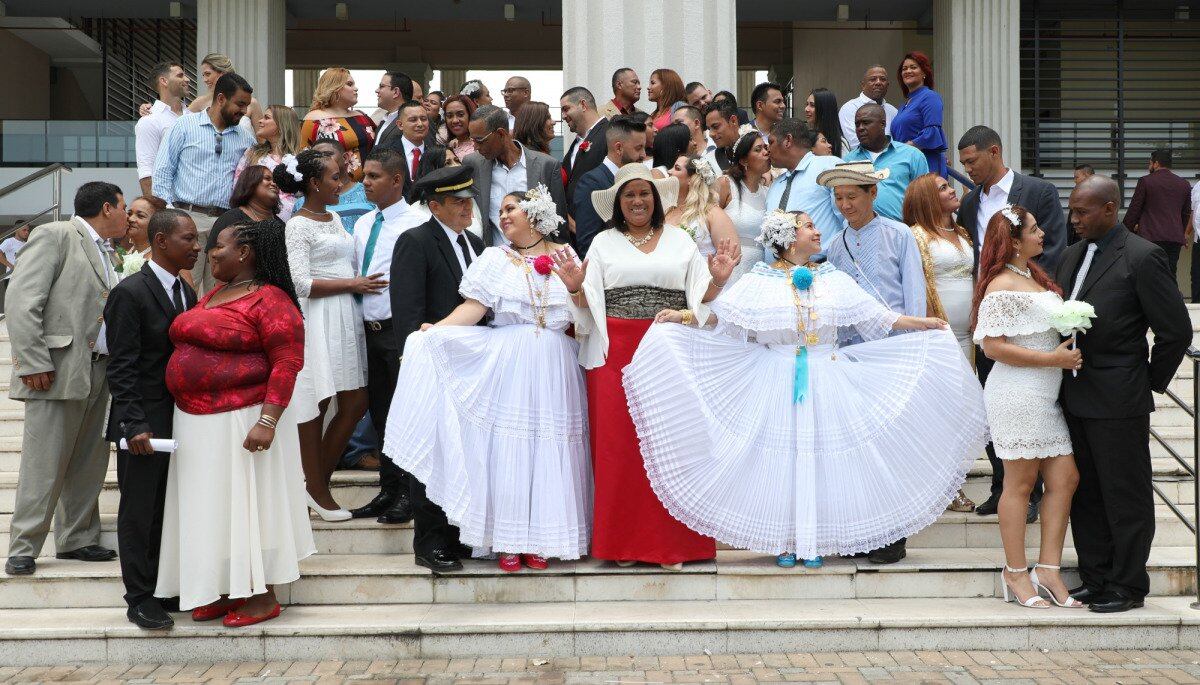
left=842, top=104, right=928, bottom=222
left=765, top=118, right=843, bottom=249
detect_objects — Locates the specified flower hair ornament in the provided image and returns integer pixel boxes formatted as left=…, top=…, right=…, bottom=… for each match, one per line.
left=737, top=123, right=758, bottom=138
left=281, top=154, right=303, bottom=182
left=756, top=209, right=798, bottom=249
left=999, top=205, right=1021, bottom=228
left=518, top=183, right=566, bottom=236
left=688, top=157, right=719, bottom=186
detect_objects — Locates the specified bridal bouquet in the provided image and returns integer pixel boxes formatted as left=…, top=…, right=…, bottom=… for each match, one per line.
left=117, top=250, right=146, bottom=281
left=1051, top=299, right=1097, bottom=376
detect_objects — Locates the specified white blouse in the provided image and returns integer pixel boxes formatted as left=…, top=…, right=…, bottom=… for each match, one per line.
left=573, top=225, right=714, bottom=369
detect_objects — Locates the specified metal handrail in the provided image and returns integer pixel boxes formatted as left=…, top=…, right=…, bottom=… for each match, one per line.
left=0, top=163, right=70, bottom=200
left=0, top=163, right=72, bottom=321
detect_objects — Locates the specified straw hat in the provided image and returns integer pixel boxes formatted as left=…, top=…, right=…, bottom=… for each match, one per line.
left=590, top=163, right=680, bottom=223
left=815, top=161, right=891, bottom=188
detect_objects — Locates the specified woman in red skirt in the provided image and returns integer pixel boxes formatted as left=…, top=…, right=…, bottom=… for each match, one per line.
left=552, top=163, right=738, bottom=570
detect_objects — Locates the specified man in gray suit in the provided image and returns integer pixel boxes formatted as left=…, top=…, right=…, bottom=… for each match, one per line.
left=5, top=182, right=128, bottom=575
left=462, top=104, right=569, bottom=246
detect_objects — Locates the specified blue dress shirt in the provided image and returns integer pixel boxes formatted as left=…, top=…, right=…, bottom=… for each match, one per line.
left=842, top=139, right=929, bottom=222
left=765, top=152, right=845, bottom=249
left=152, top=110, right=254, bottom=208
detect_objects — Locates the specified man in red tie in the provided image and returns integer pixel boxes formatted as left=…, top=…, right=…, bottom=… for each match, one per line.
left=379, top=100, right=447, bottom=200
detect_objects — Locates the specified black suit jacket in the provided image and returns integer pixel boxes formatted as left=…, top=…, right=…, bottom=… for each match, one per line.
left=960, top=171, right=1068, bottom=273
left=563, top=117, right=610, bottom=217
left=376, top=135, right=448, bottom=200
left=103, top=262, right=196, bottom=442
left=573, top=162, right=617, bottom=258
left=1054, top=224, right=1191, bottom=419
left=390, top=217, right=486, bottom=356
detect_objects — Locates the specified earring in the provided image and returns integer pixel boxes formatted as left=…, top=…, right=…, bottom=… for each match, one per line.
left=240, top=256, right=245, bottom=262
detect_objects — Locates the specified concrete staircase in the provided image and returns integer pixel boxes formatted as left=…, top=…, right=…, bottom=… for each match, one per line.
left=2, top=313, right=1200, bottom=665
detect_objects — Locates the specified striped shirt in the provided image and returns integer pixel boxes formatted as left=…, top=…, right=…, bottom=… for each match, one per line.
left=824, top=213, right=927, bottom=341
left=152, top=109, right=253, bottom=208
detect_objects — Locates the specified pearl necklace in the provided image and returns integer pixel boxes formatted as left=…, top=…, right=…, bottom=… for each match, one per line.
left=625, top=227, right=657, bottom=248
left=1005, top=263, right=1032, bottom=279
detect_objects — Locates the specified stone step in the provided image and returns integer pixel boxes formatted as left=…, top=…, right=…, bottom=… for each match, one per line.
left=1, top=595, right=1198, bottom=665
left=0, top=547, right=1196, bottom=610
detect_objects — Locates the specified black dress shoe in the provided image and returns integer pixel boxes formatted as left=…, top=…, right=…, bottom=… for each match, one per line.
left=55, top=544, right=117, bottom=562
left=1088, top=594, right=1145, bottom=613
left=1026, top=500, right=1040, bottom=524
left=415, top=549, right=463, bottom=572
left=867, top=539, right=907, bottom=564
left=974, top=495, right=1000, bottom=516
left=456, top=543, right=474, bottom=559
left=127, top=599, right=174, bottom=630
left=377, top=496, right=413, bottom=524
left=350, top=490, right=396, bottom=519
left=1069, top=586, right=1104, bottom=604
left=5, top=556, right=34, bottom=575
left=159, top=597, right=182, bottom=613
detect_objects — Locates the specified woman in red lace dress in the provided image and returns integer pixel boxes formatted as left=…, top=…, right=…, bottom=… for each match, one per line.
left=300, top=67, right=376, bottom=181
left=154, top=219, right=314, bottom=628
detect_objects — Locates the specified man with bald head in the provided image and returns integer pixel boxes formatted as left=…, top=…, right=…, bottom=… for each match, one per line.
left=502, top=75, right=531, bottom=129
left=842, top=103, right=928, bottom=221
left=1056, top=174, right=1190, bottom=613
left=840, top=65, right=897, bottom=149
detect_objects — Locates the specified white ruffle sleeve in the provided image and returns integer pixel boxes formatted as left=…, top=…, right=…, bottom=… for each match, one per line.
left=572, top=240, right=609, bottom=369
left=972, top=291, right=1055, bottom=342
left=460, top=247, right=573, bottom=330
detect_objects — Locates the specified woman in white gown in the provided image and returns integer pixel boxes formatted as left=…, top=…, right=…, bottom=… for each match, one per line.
left=382, top=185, right=592, bottom=571
left=971, top=204, right=1084, bottom=610
left=663, top=155, right=739, bottom=259
left=717, top=132, right=773, bottom=284
left=622, top=209, right=989, bottom=565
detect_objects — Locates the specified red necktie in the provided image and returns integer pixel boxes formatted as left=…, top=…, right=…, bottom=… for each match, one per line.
left=411, top=147, right=421, bottom=180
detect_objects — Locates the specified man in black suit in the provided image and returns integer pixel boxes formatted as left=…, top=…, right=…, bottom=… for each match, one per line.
left=372, top=71, right=415, bottom=154
left=958, top=125, right=1070, bottom=518
left=1058, top=175, right=1190, bottom=613
left=104, top=208, right=199, bottom=629
left=378, top=100, right=447, bottom=200
left=559, top=86, right=609, bottom=219
left=573, top=116, right=647, bottom=257
left=389, top=165, right=484, bottom=572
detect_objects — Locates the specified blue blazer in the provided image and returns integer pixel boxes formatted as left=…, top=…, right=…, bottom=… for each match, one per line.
left=573, top=162, right=616, bottom=258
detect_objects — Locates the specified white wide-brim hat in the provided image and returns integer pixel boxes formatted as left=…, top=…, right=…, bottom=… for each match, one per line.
left=816, top=161, right=891, bottom=188
left=591, top=163, right=680, bottom=223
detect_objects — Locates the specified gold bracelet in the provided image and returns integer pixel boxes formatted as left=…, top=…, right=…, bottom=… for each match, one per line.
left=681, top=309, right=694, bottom=326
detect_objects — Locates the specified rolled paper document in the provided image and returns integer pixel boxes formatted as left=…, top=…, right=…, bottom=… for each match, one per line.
left=118, top=438, right=178, bottom=453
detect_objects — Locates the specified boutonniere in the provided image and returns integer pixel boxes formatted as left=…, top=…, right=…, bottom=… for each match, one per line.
left=579, top=140, right=591, bottom=153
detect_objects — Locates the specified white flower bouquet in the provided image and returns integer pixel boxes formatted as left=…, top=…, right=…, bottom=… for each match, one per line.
left=1051, top=299, right=1097, bottom=377
left=118, top=250, right=146, bottom=280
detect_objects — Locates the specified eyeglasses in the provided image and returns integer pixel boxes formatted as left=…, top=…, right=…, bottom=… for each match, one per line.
left=469, top=129, right=498, bottom=145
left=214, top=130, right=223, bottom=157
left=500, top=87, right=529, bottom=95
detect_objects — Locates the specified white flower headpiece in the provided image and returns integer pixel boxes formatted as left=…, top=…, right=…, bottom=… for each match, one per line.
left=999, top=205, right=1021, bottom=228
left=281, top=154, right=302, bottom=182
left=756, top=209, right=797, bottom=249
left=518, top=183, right=565, bottom=236
left=737, top=123, right=758, bottom=138
left=688, top=156, right=719, bottom=186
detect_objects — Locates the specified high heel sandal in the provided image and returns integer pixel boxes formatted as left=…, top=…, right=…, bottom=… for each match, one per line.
left=946, top=489, right=976, bottom=513
left=1031, top=563, right=1085, bottom=608
left=306, top=494, right=351, bottom=522
left=1000, top=565, right=1050, bottom=608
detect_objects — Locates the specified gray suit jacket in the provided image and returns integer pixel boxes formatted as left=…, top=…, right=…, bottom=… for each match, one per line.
left=7, top=217, right=111, bottom=401
left=960, top=171, right=1068, bottom=273
left=462, top=146, right=569, bottom=246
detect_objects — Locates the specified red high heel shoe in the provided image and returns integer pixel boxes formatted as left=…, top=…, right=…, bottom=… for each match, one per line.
left=498, top=554, right=522, bottom=572
left=522, top=554, right=549, bottom=570
left=222, top=602, right=281, bottom=627
left=191, top=598, right=245, bottom=622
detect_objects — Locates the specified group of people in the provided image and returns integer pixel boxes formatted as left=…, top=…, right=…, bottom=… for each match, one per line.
left=1, top=50, right=1194, bottom=637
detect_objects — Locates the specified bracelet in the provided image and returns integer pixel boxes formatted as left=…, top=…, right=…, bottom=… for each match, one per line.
left=257, top=415, right=278, bottom=429
left=680, top=309, right=694, bottom=326
left=712, top=280, right=726, bottom=289
left=568, top=288, right=581, bottom=296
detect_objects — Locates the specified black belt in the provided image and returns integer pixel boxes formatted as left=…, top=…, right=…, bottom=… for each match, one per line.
left=365, top=319, right=393, bottom=333
left=91, top=352, right=108, bottom=363
left=175, top=202, right=226, bottom=218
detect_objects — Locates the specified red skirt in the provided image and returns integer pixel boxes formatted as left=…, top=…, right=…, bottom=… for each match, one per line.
left=587, top=317, right=716, bottom=564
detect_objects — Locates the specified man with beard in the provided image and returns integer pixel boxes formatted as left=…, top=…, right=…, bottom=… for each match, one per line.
left=573, top=116, right=648, bottom=257
left=153, top=72, right=255, bottom=294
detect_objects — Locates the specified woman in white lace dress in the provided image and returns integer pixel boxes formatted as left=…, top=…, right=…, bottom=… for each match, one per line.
left=273, top=148, right=380, bottom=522
left=971, top=204, right=1083, bottom=610
left=717, top=132, right=773, bottom=284
left=383, top=186, right=591, bottom=571
left=663, top=154, right=738, bottom=259
left=622, top=210, right=988, bottom=566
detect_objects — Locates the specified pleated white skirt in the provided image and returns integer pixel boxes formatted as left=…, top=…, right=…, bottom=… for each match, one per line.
left=290, top=293, right=368, bottom=423
left=623, top=325, right=989, bottom=559
left=155, top=405, right=316, bottom=610
left=383, top=324, right=592, bottom=559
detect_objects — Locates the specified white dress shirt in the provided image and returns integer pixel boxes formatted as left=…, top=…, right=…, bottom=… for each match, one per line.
left=838, top=92, right=898, bottom=149
left=146, top=258, right=182, bottom=301
left=489, top=142, right=530, bottom=245
left=437, top=217, right=478, bottom=274
left=134, top=100, right=181, bottom=181
left=1191, top=181, right=1200, bottom=243
left=508, top=112, right=517, bottom=130
left=401, top=137, right=425, bottom=176
left=79, top=217, right=116, bottom=355
left=375, top=109, right=400, bottom=141
left=353, top=200, right=422, bottom=322
left=976, top=168, right=1016, bottom=245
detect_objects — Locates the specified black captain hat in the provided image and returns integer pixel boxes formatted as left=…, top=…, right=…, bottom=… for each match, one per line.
left=413, top=165, right=478, bottom=202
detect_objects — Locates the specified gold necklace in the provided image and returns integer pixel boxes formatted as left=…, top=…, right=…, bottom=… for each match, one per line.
left=625, top=226, right=657, bottom=248
left=506, top=249, right=550, bottom=333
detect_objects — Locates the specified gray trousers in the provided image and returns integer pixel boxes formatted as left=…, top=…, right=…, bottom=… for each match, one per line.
left=182, top=209, right=218, bottom=297
left=8, top=361, right=110, bottom=557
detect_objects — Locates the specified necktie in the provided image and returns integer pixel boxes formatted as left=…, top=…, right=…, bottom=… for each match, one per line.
left=171, top=279, right=185, bottom=314
left=411, top=147, right=422, bottom=180
left=355, top=212, right=386, bottom=304
left=565, top=139, right=579, bottom=172
left=94, top=238, right=113, bottom=286
left=776, top=171, right=798, bottom=210
left=456, top=233, right=473, bottom=270
left=1069, top=242, right=1099, bottom=300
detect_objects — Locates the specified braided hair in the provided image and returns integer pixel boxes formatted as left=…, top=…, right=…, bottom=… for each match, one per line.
left=272, top=147, right=331, bottom=197
left=232, top=218, right=302, bottom=313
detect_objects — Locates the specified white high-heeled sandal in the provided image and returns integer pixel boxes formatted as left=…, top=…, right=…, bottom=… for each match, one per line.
left=306, top=494, right=351, bottom=522
left=1031, top=563, right=1085, bottom=608
left=1000, top=565, right=1050, bottom=608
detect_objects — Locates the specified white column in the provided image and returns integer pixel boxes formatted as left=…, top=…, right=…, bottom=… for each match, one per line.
left=197, top=0, right=286, bottom=106
left=562, top=0, right=736, bottom=112
left=292, top=68, right=319, bottom=110
left=440, top=69, right=468, bottom=100
left=933, top=0, right=1021, bottom=171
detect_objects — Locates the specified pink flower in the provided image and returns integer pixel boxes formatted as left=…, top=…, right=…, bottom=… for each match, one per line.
left=533, top=254, right=553, bottom=276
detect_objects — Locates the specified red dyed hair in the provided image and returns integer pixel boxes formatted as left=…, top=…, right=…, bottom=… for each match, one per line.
left=898, top=51, right=935, bottom=96
left=650, top=68, right=686, bottom=116
left=969, top=205, right=1063, bottom=331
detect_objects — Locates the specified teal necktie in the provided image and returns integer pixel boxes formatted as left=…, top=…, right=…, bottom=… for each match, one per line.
left=356, top=212, right=385, bottom=304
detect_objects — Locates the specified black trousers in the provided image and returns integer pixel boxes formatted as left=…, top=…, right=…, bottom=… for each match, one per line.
left=1190, top=240, right=1200, bottom=303
left=364, top=320, right=409, bottom=496
left=115, top=448, right=170, bottom=608
left=1153, top=241, right=1182, bottom=283
left=1065, top=411, right=1154, bottom=600
left=976, top=347, right=1043, bottom=502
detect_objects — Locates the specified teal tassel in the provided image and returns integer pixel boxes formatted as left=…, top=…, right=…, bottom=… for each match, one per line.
left=793, top=346, right=809, bottom=404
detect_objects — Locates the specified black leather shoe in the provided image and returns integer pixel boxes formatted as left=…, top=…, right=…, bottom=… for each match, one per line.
left=867, top=540, right=907, bottom=564
left=377, top=496, right=413, bottom=524
left=974, top=495, right=1000, bottom=516
left=1089, top=594, right=1144, bottom=613
left=159, top=597, right=182, bottom=613
left=1026, top=500, right=1040, bottom=524
left=5, top=556, right=34, bottom=575
left=1069, top=586, right=1104, bottom=604
left=350, top=490, right=396, bottom=519
left=127, top=599, right=174, bottom=630
left=55, top=544, right=117, bottom=562
left=415, top=549, right=463, bottom=572
left=456, top=543, right=474, bottom=559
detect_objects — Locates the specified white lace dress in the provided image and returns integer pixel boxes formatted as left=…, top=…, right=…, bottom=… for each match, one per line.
left=284, top=212, right=368, bottom=423
left=725, top=180, right=768, bottom=285
left=622, top=262, right=990, bottom=558
left=973, top=290, right=1073, bottom=460
left=681, top=214, right=716, bottom=258
left=382, top=247, right=592, bottom=559
left=929, top=237, right=974, bottom=361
